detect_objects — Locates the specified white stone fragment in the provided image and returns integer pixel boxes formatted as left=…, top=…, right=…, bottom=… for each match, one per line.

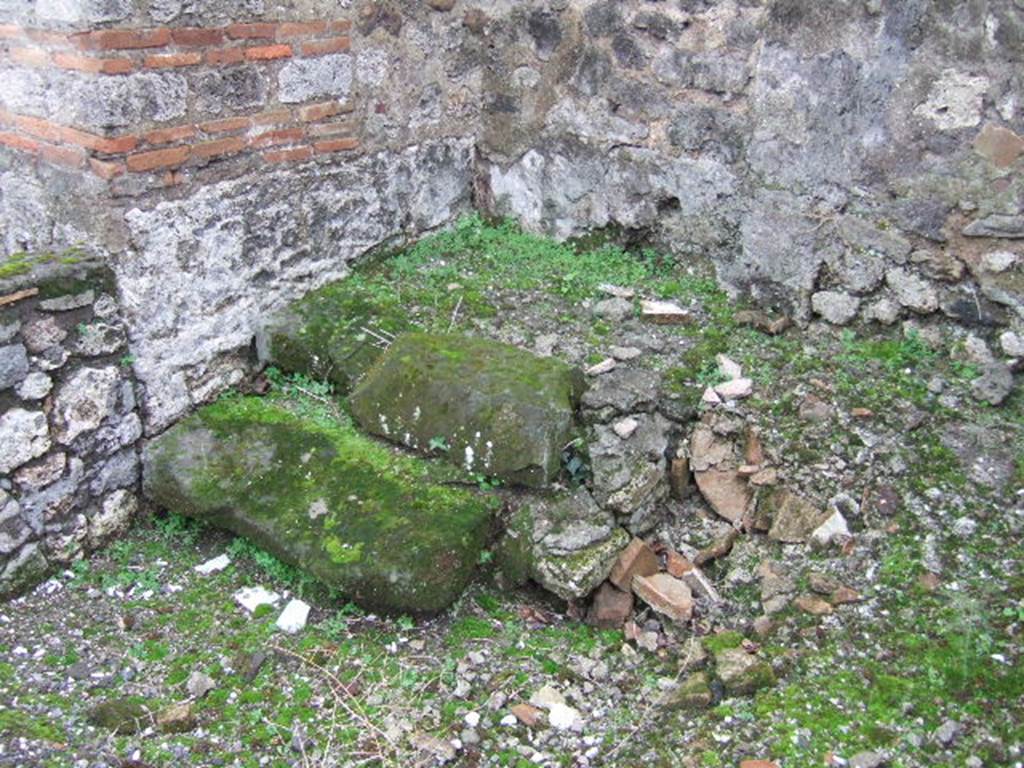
left=810, top=511, right=850, bottom=548
left=701, top=387, right=722, bottom=405
left=276, top=599, right=311, bottom=634
left=598, top=283, right=635, bottom=299
left=195, top=554, right=231, bottom=575
left=547, top=702, right=582, bottom=731
left=612, top=417, right=639, bottom=439
left=640, top=299, right=691, bottom=324
left=715, top=354, right=743, bottom=381
left=714, top=378, right=753, bottom=400
left=585, top=357, right=617, bottom=376
left=234, top=586, right=281, bottom=613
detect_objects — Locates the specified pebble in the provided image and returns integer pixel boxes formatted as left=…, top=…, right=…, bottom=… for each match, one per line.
left=612, top=417, right=639, bottom=439
left=195, top=554, right=231, bottom=575
left=234, top=586, right=281, bottom=613
left=275, top=598, right=311, bottom=634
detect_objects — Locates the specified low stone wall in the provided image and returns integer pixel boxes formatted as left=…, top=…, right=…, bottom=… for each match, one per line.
left=0, top=259, right=141, bottom=596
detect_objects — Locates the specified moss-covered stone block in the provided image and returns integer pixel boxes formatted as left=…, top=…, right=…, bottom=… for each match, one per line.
left=350, top=332, right=585, bottom=487
left=659, top=671, right=714, bottom=710
left=142, top=396, right=496, bottom=614
left=714, top=647, right=777, bottom=696
left=87, top=697, right=152, bottom=734
left=495, top=489, right=628, bottom=601
left=255, top=279, right=414, bottom=394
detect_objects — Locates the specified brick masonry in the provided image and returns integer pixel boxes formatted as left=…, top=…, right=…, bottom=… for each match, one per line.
left=0, top=17, right=357, bottom=182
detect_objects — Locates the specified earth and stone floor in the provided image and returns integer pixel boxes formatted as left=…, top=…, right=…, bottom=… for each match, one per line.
left=1, top=217, right=1022, bottom=767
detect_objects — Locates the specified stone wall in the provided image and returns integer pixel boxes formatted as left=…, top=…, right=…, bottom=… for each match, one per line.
left=476, top=0, right=1023, bottom=329
left=0, top=259, right=141, bottom=596
left=0, top=0, right=1021, bottom=594
left=0, top=0, right=484, bottom=432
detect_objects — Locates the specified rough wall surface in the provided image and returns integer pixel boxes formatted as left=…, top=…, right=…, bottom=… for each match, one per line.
left=0, top=260, right=141, bottom=597
left=477, top=0, right=1023, bottom=327
left=0, top=0, right=484, bottom=431
left=0, top=0, right=1021, bottom=435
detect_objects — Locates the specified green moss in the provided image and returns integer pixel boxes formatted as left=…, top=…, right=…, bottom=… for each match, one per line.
left=145, top=395, right=498, bottom=614
left=350, top=332, right=585, bottom=487
left=703, top=630, right=744, bottom=654
left=0, top=710, right=63, bottom=741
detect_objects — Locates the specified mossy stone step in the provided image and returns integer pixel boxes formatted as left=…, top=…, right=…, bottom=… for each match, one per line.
left=350, top=332, right=585, bottom=488
left=256, top=279, right=413, bottom=394
left=142, top=396, right=496, bottom=614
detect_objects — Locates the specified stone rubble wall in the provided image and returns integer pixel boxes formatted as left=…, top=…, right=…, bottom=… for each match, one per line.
left=475, top=0, right=1024, bottom=329
left=0, top=260, right=141, bottom=597
left=0, top=0, right=486, bottom=432
left=0, top=0, right=1021, bottom=593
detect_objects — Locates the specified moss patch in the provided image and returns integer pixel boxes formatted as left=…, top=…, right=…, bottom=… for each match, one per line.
left=143, top=395, right=498, bottom=614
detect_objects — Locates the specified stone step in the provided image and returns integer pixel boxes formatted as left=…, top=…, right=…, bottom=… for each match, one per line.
left=143, top=395, right=496, bottom=614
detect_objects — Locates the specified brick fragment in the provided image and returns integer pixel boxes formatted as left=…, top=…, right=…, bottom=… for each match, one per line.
left=53, top=53, right=134, bottom=74
left=144, top=125, right=196, bottom=145
left=171, top=27, right=225, bottom=47
left=300, top=36, right=349, bottom=56
left=297, top=101, right=342, bottom=122
left=199, top=116, right=251, bottom=134
left=126, top=145, right=189, bottom=172
left=608, top=538, right=660, bottom=591
left=10, top=47, right=50, bottom=67
left=0, top=24, right=20, bottom=38
left=245, top=44, right=292, bottom=60
left=313, top=137, right=359, bottom=154
left=75, top=28, right=171, bottom=51
left=328, top=20, right=353, bottom=34
left=0, top=131, right=40, bottom=153
left=277, top=21, right=328, bottom=38
left=145, top=52, right=202, bottom=68
left=192, top=136, right=245, bottom=159
left=307, top=121, right=355, bottom=138
left=250, top=127, right=304, bottom=148
left=39, top=142, right=86, bottom=168
left=226, top=22, right=277, bottom=39
left=262, top=145, right=313, bottom=163
left=89, top=157, right=126, bottom=179
left=251, top=109, right=292, bottom=126
left=205, top=47, right=244, bottom=66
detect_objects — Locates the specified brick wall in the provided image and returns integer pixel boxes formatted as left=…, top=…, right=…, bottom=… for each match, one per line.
left=0, top=17, right=359, bottom=188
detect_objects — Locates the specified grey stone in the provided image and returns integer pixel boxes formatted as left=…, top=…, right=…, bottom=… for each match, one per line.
left=0, top=343, right=29, bottom=390
left=75, top=322, right=126, bottom=357
left=14, top=452, right=67, bottom=491
left=714, top=647, right=776, bottom=696
left=0, top=321, right=19, bottom=344
left=886, top=268, right=938, bottom=314
left=0, top=409, right=51, bottom=474
left=913, top=71, right=988, bottom=130
left=22, top=317, right=67, bottom=354
left=962, top=214, right=1024, bottom=239
left=88, top=489, right=136, bottom=548
left=89, top=448, right=140, bottom=495
left=0, top=490, right=30, bottom=555
left=849, top=751, right=888, bottom=768
left=1000, top=331, right=1024, bottom=357
left=279, top=54, right=353, bottom=104
left=500, top=489, right=630, bottom=601
left=592, top=297, right=633, bottom=322
left=970, top=362, right=1014, bottom=406
left=862, top=297, right=901, bottom=325
left=53, top=366, right=120, bottom=444
left=16, top=371, right=52, bottom=400
left=0, top=541, right=49, bottom=598
left=40, top=289, right=95, bottom=312
left=811, top=291, right=860, bottom=325
left=194, top=66, right=267, bottom=116
left=581, top=367, right=659, bottom=415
